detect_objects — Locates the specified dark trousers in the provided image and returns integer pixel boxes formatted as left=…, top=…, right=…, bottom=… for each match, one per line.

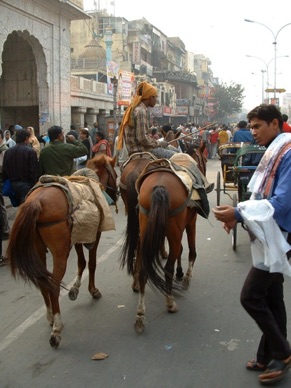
left=0, top=180, right=10, bottom=234
left=240, top=266, right=291, bottom=365
left=11, top=181, right=32, bottom=205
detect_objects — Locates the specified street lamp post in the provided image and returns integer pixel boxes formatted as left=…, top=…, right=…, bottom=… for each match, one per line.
left=260, top=69, right=266, bottom=103
left=244, top=19, right=291, bottom=101
left=251, top=70, right=266, bottom=103
left=246, top=54, right=289, bottom=103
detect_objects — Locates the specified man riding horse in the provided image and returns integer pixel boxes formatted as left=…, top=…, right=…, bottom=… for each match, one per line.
left=117, top=81, right=176, bottom=159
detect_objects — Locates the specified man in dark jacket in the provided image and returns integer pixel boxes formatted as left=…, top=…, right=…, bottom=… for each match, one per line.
left=2, top=129, right=39, bottom=205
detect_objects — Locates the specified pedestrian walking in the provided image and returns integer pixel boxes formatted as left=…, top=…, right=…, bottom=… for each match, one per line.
left=213, top=104, right=291, bottom=386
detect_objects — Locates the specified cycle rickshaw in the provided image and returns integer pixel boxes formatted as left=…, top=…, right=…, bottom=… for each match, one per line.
left=216, top=142, right=266, bottom=250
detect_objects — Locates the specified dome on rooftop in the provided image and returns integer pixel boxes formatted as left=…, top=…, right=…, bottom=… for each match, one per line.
left=79, top=39, right=106, bottom=59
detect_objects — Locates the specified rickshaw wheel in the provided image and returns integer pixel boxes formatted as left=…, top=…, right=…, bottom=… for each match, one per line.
left=216, top=171, right=221, bottom=206
left=232, top=194, right=238, bottom=251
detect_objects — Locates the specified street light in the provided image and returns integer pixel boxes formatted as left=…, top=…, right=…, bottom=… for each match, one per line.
left=251, top=70, right=266, bottom=103
left=244, top=19, right=291, bottom=101
left=246, top=54, right=289, bottom=102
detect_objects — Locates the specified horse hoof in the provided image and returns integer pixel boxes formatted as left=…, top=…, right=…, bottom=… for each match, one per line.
left=68, top=287, right=79, bottom=301
left=167, top=302, right=178, bottom=313
left=160, top=252, right=168, bottom=260
left=92, top=289, right=102, bottom=299
left=182, top=277, right=190, bottom=290
left=49, top=333, right=61, bottom=348
left=134, top=316, right=145, bottom=334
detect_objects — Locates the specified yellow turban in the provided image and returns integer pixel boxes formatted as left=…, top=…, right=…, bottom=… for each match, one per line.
left=117, top=81, right=157, bottom=150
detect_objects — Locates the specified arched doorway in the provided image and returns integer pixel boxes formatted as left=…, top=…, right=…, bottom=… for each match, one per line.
left=0, top=30, right=48, bottom=136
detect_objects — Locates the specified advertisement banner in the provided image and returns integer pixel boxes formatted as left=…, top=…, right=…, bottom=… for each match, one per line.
left=176, top=106, right=189, bottom=115
left=117, top=70, right=136, bottom=106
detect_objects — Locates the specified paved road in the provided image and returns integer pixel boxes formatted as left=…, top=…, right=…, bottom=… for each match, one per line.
left=1, top=158, right=291, bottom=388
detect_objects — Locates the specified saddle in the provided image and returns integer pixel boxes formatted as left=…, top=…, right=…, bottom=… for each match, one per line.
left=120, top=151, right=157, bottom=171
left=136, top=154, right=210, bottom=218
left=29, top=170, right=115, bottom=245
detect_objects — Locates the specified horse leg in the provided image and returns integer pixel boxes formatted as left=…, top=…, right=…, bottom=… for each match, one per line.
left=164, top=252, right=179, bottom=313
left=48, top=249, right=70, bottom=349
left=134, top=242, right=146, bottom=334
left=132, top=258, right=140, bottom=293
left=40, top=287, right=53, bottom=326
left=182, top=214, right=197, bottom=290
left=34, top=242, right=54, bottom=325
left=69, top=243, right=86, bottom=301
left=175, top=245, right=184, bottom=281
left=164, top=235, right=183, bottom=313
left=87, top=232, right=102, bottom=299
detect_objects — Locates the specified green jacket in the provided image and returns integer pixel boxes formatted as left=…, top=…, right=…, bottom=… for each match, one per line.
left=39, top=140, right=88, bottom=176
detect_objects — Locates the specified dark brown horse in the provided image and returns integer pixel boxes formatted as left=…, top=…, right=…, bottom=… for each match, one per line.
left=8, top=154, right=117, bottom=348
left=186, top=136, right=207, bottom=176
left=125, top=158, right=209, bottom=333
left=119, top=129, right=181, bottom=290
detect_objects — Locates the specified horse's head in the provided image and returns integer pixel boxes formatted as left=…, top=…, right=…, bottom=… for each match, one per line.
left=186, top=140, right=207, bottom=176
left=86, top=154, right=119, bottom=209
left=161, top=129, right=181, bottom=151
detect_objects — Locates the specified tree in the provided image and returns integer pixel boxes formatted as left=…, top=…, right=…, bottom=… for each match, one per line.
left=211, top=82, right=245, bottom=121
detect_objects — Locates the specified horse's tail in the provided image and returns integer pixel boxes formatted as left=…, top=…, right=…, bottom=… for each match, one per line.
left=141, top=185, right=177, bottom=295
left=120, top=170, right=140, bottom=274
left=7, top=200, right=58, bottom=293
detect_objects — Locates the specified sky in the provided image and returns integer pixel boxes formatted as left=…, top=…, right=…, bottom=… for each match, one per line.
left=83, top=0, right=291, bottom=112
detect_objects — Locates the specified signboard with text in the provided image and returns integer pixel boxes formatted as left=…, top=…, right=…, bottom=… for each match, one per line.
left=132, top=42, right=141, bottom=64
left=117, top=70, right=136, bottom=106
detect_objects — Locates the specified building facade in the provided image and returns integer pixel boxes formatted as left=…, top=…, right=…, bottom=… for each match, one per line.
left=0, top=0, right=90, bottom=134
left=0, top=1, right=217, bottom=137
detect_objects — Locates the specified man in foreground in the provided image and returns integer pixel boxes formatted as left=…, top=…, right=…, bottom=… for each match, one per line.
left=213, top=104, right=291, bottom=385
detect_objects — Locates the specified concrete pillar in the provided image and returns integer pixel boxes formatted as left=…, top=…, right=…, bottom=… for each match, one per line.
left=85, top=108, right=99, bottom=127
left=98, top=109, right=107, bottom=133
left=71, top=107, right=87, bottom=129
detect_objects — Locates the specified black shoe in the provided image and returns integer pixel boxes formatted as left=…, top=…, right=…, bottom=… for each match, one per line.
left=0, top=256, right=8, bottom=266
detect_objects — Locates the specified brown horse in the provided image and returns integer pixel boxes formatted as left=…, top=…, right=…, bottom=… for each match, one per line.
left=186, top=136, right=207, bottom=176
left=119, top=129, right=181, bottom=289
left=127, top=158, right=209, bottom=333
left=8, top=154, right=117, bottom=348
left=67, top=154, right=118, bottom=302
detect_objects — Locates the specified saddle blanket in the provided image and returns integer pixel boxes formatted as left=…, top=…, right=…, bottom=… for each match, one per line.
left=38, top=174, right=115, bottom=245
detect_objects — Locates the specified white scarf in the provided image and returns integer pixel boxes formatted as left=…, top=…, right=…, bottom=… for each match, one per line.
left=248, top=133, right=291, bottom=199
